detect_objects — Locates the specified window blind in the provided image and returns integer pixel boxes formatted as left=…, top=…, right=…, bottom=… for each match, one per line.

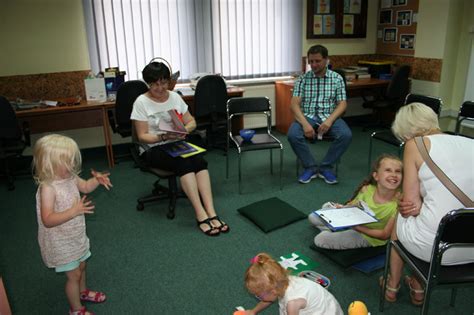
left=83, top=0, right=302, bottom=81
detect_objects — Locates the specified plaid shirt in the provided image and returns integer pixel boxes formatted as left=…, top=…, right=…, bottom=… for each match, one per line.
left=293, top=69, right=346, bottom=120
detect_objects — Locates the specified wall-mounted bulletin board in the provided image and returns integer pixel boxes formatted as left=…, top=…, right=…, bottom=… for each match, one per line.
left=306, top=0, right=368, bottom=39
left=376, top=0, right=419, bottom=55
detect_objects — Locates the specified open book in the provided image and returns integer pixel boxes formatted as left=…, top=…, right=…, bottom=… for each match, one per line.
left=158, top=110, right=187, bottom=135
left=312, top=201, right=378, bottom=232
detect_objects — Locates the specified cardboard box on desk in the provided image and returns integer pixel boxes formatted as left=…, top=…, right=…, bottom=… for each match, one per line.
left=84, top=78, right=107, bottom=102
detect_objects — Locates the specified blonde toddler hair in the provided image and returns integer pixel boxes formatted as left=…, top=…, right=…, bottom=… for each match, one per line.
left=391, top=102, right=440, bottom=141
left=33, top=134, right=82, bottom=185
left=245, top=253, right=289, bottom=297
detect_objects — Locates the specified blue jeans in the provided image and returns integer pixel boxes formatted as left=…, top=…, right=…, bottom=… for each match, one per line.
left=287, top=116, right=352, bottom=172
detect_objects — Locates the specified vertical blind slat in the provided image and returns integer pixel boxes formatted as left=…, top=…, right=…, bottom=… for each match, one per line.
left=84, top=0, right=301, bottom=80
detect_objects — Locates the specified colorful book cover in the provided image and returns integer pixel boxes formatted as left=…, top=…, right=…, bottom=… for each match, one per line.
left=159, top=141, right=197, bottom=157
left=180, top=142, right=206, bottom=158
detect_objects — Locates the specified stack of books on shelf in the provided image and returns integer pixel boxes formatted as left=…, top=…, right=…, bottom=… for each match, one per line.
left=345, top=66, right=371, bottom=79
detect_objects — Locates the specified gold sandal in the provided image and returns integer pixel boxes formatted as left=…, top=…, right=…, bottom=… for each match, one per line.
left=405, top=276, right=425, bottom=306
left=379, top=276, right=400, bottom=302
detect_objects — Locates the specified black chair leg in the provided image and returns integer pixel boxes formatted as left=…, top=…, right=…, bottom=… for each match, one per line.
left=449, top=288, right=457, bottom=307
left=166, top=177, right=179, bottom=220
left=379, top=242, right=392, bottom=312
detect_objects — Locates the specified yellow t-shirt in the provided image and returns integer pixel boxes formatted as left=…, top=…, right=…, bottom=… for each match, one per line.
left=353, top=184, right=398, bottom=247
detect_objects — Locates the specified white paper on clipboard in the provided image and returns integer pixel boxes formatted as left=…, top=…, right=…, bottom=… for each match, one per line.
left=313, top=202, right=378, bottom=231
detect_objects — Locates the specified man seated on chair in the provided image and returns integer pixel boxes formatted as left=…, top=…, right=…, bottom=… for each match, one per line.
left=288, top=44, right=352, bottom=184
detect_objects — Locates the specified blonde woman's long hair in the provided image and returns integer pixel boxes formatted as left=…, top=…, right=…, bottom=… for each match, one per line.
left=245, top=253, right=289, bottom=298
left=33, top=134, right=82, bottom=185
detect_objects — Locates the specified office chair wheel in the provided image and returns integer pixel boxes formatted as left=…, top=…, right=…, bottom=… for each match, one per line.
left=136, top=203, right=144, bottom=211
left=166, top=212, right=175, bottom=220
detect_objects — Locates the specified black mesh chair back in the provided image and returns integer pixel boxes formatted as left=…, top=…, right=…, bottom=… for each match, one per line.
left=405, top=93, right=442, bottom=115
left=114, top=80, right=149, bottom=136
left=385, top=65, right=411, bottom=101
left=0, top=96, right=29, bottom=190
left=194, top=75, right=228, bottom=149
left=380, top=208, right=474, bottom=315
left=226, top=97, right=283, bottom=194
left=194, top=75, right=228, bottom=117
left=455, top=101, right=474, bottom=135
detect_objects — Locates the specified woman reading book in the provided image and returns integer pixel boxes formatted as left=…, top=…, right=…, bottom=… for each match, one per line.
left=131, top=61, right=229, bottom=236
left=308, top=154, right=402, bottom=249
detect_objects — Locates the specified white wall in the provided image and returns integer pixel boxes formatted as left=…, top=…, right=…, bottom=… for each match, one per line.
left=0, top=0, right=89, bottom=76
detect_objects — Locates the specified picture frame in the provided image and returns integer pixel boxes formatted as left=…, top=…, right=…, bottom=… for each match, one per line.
left=392, top=0, right=407, bottom=6
left=400, top=34, right=415, bottom=49
left=307, top=0, right=368, bottom=39
left=379, top=9, right=392, bottom=24
left=397, top=10, right=412, bottom=26
left=383, top=27, right=398, bottom=42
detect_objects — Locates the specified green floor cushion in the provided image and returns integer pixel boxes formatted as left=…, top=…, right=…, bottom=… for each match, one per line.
left=238, top=197, right=306, bottom=233
left=310, top=243, right=386, bottom=268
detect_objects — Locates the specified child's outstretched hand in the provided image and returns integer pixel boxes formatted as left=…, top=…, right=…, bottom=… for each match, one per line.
left=72, top=195, right=95, bottom=217
left=91, top=169, right=113, bottom=190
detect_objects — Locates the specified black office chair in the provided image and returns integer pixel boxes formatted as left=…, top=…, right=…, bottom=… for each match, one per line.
left=380, top=208, right=474, bottom=315
left=108, top=80, right=149, bottom=162
left=449, top=101, right=474, bottom=138
left=362, top=65, right=411, bottom=129
left=367, top=93, right=442, bottom=171
left=0, top=96, right=30, bottom=190
left=130, top=122, right=185, bottom=219
left=194, top=75, right=228, bottom=151
left=226, top=97, right=283, bottom=194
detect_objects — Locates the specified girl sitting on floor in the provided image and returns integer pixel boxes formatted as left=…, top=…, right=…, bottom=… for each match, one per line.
left=243, top=253, right=343, bottom=315
left=308, top=154, right=402, bottom=249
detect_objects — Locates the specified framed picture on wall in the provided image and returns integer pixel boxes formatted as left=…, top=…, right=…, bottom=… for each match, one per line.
left=383, top=28, right=397, bottom=42
left=392, top=0, right=407, bottom=6
left=400, top=34, right=415, bottom=49
left=379, top=9, right=392, bottom=24
left=397, top=10, right=412, bottom=26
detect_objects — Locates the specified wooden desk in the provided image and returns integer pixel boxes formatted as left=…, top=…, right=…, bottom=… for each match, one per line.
left=16, top=100, right=116, bottom=167
left=275, top=78, right=389, bottom=134
left=16, top=87, right=245, bottom=168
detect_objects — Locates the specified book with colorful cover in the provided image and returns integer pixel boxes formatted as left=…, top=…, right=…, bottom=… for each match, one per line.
left=180, top=142, right=206, bottom=158
left=159, top=141, right=197, bottom=157
left=158, top=110, right=187, bottom=135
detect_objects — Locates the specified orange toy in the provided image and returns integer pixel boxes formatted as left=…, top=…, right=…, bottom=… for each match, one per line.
left=233, top=311, right=246, bottom=315
left=348, top=300, right=369, bottom=315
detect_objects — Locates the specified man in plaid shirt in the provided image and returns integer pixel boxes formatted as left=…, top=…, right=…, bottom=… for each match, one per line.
left=288, top=45, right=352, bottom=184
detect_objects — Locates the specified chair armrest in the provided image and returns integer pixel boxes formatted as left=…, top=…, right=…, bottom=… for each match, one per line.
left=22, top=121, right=31, bottom=146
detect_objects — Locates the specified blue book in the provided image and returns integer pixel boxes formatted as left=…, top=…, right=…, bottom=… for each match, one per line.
left=159, top=141, right=197, bottom=157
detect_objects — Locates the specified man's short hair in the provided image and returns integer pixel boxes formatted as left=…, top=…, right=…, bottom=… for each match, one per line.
left=307, top=45, right=328, bottom=59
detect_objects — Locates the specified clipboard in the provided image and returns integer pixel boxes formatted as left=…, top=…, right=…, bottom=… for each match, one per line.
left=312, top=201, right=378, bottom=232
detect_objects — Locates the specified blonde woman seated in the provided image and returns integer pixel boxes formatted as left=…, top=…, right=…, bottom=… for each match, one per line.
left=131, top=61, right=229, bottom=237
left=381, top=103, right=474, bottom=306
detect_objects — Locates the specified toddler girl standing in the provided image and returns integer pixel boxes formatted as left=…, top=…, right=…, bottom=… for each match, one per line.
left=309, top=154, right=402, bottom=249
left=243, top=253, right=343, bottom=315
left=33, top=134, right=112, bottom=315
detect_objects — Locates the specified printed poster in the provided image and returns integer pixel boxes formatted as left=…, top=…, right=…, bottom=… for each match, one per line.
left=343, top=15, right=354, bottom=34
left=317, top=0, right=330, bottom=14
left=313, top=15, right=323, bottom=35
left=344, top=0, right=361, bottom=14
left=323, top=15, right=335, bottom=35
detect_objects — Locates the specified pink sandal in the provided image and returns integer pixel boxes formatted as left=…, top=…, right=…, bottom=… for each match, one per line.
left=80, top=289, right=107, bottom=303
left=69, top=306, right=94, bottom=315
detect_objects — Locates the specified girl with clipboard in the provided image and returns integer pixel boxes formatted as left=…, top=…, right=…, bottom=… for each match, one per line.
left=308, top=154, right=402, bottom=249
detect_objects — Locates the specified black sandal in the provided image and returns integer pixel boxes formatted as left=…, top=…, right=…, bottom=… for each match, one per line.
left=197, top=218, right=220, bottom=236
left=209, top=216, right=230, bottom=233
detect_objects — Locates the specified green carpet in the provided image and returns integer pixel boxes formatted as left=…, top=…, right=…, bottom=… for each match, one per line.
left=1, top=126, right=472, bottom=314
